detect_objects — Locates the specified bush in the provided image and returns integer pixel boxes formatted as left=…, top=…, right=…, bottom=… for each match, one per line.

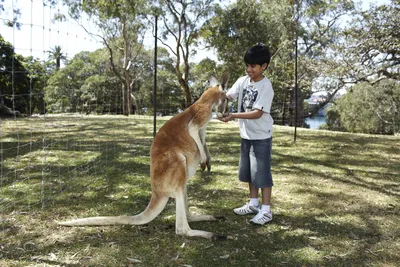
left=325, top=80, right=400, bottom=135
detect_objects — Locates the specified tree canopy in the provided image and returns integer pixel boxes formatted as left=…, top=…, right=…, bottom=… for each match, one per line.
left=0, top=35, right=46, bottom=116
left=325, top=80, right=399, bottom=135
left=2, top=0, right=399, bottom=135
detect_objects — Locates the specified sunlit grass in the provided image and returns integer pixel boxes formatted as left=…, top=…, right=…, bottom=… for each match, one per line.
left=0, top=115, right=399, bottom=266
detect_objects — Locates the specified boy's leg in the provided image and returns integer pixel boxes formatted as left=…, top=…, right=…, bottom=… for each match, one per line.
left=250, top=186, right=273, bottom=225
left=233, top=182, right=260, bottom=215
left=261, top=187, right=271, bottom=205
left=249, top=182, right=260, bottom=207
left=249, top=182, right=259, bottom=198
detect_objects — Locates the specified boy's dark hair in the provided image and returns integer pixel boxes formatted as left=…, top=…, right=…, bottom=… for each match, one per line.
left=244, top=43, right=271, bottom=65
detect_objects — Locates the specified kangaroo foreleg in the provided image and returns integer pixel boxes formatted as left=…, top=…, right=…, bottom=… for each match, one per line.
left=199, top=128, right=211, bottom=172
left=188, top=122, right=207, bottom=170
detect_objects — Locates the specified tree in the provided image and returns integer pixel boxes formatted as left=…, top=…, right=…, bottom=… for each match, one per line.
left=189, top=58, right=223, bottom=102
left=45, top=52, right=87, bottom=113
left=22, top=56, right=47, bottom=114
left=48, top=45, right=67, bottom=71
left=45, top=50, right=120, bottom=113
left=1, top=0, right=22, bottom=29
left=64, top=0, right=149, bottom=116
left=203, top=0, right=356, bottom=126
left=202, top=0, right=280, bottom=81
left=307, top=1, right=399, bottom=131
left=44, top=45, right=164, bottom=115
left=45, top=49, right=122, bottom=114
left=337, top=1, right=400, bottom=85
left=0, top=35, right=29, bottom=117
left=157, top=0, right=215, bottom=108
left=149, top=50, right=183, bottom=115
left=325, top=80, right=400, bottom=135
left=203, top=0, right=295, bottom=123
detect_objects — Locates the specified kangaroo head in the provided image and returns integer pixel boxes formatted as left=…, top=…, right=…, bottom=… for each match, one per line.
left=208, top=72, right=229, bottom=118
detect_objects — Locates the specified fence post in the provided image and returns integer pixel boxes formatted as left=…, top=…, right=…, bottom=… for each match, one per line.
left=153, top=15, right=158, bottom=137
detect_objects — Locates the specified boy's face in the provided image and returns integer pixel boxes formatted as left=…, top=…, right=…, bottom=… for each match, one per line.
left=245, top=63, right=267, bottom=82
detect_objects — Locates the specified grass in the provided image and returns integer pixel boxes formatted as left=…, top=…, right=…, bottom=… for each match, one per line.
left=0, top=114, right=399, bottom=266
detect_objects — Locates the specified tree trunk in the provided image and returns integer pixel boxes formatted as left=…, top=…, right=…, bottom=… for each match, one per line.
left=178, top=76, right=192, bottom=108
left=56, top=58, right=60, bottom=71
left=122, top=83, right=131, bottom=116
left=0, top=91, right=22, bottom=117
left=281, top=87, right=288, bottom=125
left=122, top=21, right=132, bottom=116
left=131, top=93, right=140, bottom=115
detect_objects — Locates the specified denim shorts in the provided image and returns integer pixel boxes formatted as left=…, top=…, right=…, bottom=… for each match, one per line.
left=239, top=138, right=273, bottom=188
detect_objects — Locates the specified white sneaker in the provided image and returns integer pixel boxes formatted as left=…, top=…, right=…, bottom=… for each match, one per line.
left=250, top=210, right=273, bottom=225
left=233, top=203, right=260, bottom=215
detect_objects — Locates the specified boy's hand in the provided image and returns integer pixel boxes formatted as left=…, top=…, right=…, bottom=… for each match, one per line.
left=221, top=113, right=233, bottom=123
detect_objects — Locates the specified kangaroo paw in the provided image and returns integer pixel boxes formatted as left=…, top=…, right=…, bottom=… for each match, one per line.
left=214, top=215, right=226, bottom=221
left=200, top=162, right=206, bottom=171
left=212, top=234, right=229, bottom=241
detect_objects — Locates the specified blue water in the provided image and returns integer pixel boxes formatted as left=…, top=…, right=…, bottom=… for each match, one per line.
left=305, top=116, right=326, bottom=129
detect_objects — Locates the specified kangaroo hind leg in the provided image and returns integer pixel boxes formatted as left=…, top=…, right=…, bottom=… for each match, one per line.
left=175, top=189, right=217, bottom=240
left=184, top=184, right=220, bottom=222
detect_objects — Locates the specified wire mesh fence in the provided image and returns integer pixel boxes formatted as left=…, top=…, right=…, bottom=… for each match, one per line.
left=0, top=0, right=152, bottom=214
left=0, top=113, right=156, bottom=213
left=1, top=0, right=310, bottom=215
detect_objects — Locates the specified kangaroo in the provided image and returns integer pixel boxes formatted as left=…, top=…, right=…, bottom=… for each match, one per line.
left=59, top=73, right=229, bottom=240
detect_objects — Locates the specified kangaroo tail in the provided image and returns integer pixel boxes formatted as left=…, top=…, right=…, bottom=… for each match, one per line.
left=59, top=194, right=169, bottom=226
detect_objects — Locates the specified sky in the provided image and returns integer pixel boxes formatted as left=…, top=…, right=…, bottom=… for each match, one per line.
left=0, top=0, right=391, bottom=63
left=1, top=0, right=103, bottom=61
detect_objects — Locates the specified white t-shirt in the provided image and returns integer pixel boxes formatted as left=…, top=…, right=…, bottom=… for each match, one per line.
left=226, top=75, right=274, bottom=140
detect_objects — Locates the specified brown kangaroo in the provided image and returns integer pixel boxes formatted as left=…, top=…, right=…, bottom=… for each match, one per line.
left=59, top=73, right=229, bottom=240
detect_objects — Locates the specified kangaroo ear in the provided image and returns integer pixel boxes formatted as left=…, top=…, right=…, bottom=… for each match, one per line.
left=209, top=75, right=219, bottom=87
left=220, top=72, right=229, bottom=90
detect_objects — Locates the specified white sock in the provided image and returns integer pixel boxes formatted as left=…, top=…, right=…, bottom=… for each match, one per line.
left=261, top=205, right=271, bottom=213
left=250, top=198, right=259, bottom=207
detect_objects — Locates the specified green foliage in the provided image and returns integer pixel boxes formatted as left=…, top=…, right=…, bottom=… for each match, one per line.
left=131, top=46, right=182, bottom=115
left=203, top=0, right=280, bottom=81
left=0, top=35, right=28, bottom=113
left=63, top=0, right=151, bottom=115
left=326, top=80, right=400, bottom=135
left=0, top=35, right=46, bottom=115
left=157, top=0, right=217, bottom=108
left=189, top=58, right=224, bottom=101
left=47, top=45, right=67, bottom=71
left=44, top=49, right=121, bottom=114
left=4, top=0, right=399, bottom=135
left=203, top=0, right=357, bottom=125
left=21, top=56, right=47, bottom=114
left=65, top=0, right=149, bottom=20
left=324, top=106, right=345, bottom=132
left=203, top=0, right=296, bottom=122
left=152, top=68, right=183, bottom=115
left=340, top=1, right=400, bottom=83
left=43, top=45, right=186, bottom=115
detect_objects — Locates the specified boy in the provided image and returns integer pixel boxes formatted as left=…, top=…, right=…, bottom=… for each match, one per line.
left=220, top=43, right=274, bottom=225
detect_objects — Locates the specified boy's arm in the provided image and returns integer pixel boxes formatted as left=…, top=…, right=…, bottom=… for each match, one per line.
left=221, top=108, right=264, bottom=122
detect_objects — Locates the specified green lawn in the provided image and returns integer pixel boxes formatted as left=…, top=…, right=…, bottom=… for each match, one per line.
left=1, top=115, right=399, bottom=266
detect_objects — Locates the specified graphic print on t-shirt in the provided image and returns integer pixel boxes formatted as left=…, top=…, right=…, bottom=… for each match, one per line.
left=241, top=84, right=258, bottom=112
